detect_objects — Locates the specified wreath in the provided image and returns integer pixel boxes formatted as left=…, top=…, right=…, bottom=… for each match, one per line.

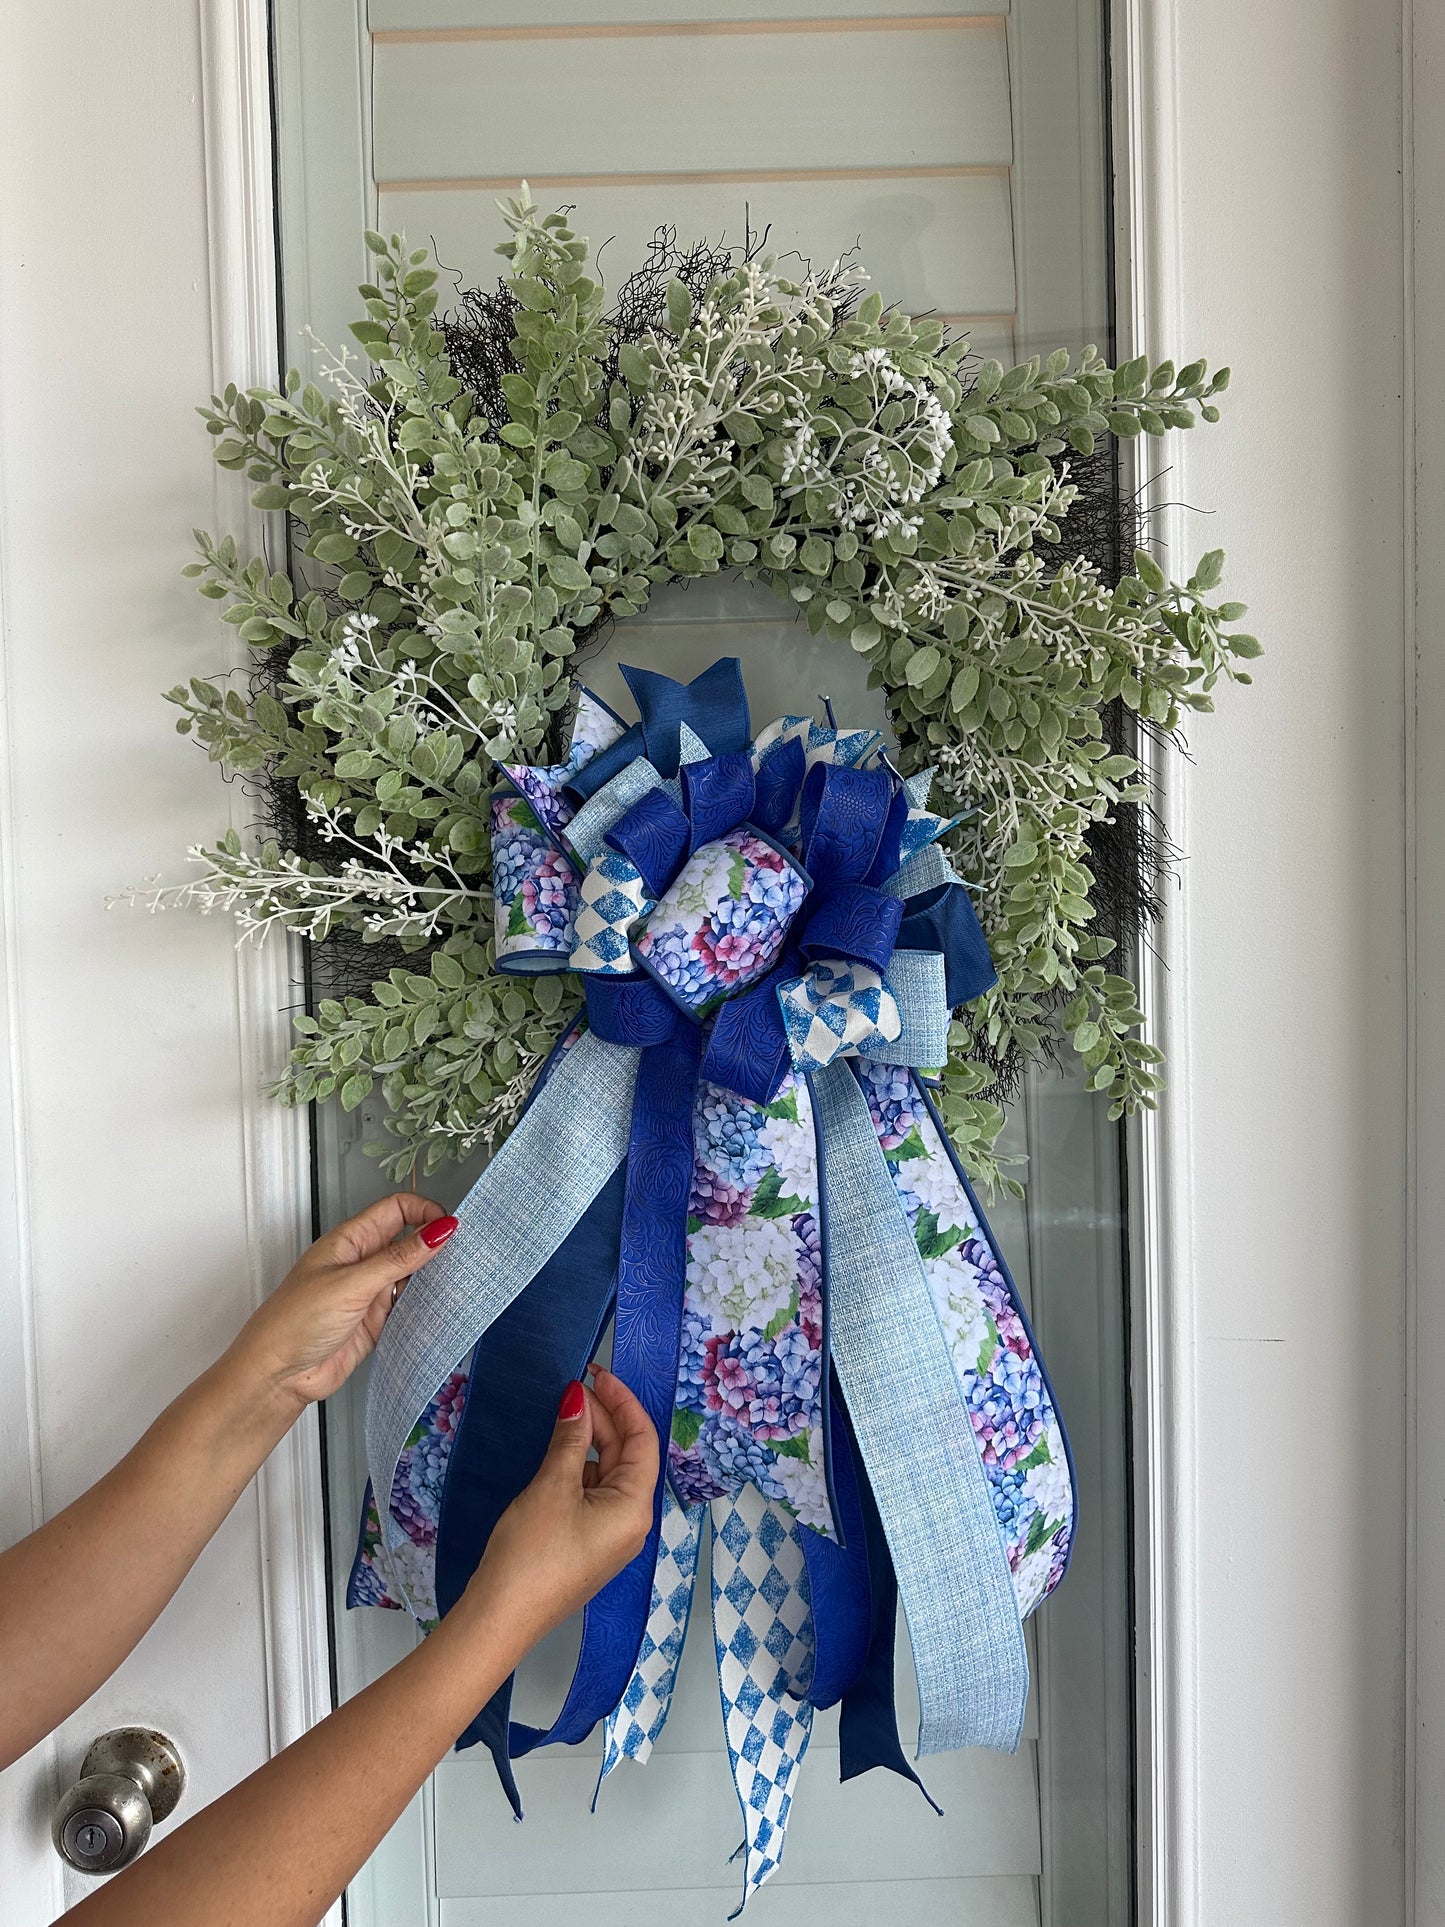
left=157, top=187, right=1252, bottom=1191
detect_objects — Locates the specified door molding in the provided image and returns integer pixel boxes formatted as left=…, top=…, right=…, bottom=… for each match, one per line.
left=1111, top=6, right=1200, bottom=1924
left=197, top=0, right=335, bottom=1795
left=1407, top=0, right=1440, bottom=1920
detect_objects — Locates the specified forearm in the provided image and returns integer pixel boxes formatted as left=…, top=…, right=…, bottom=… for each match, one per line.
left=0, top=1346, right=297, bottom=1768
left=63, top=1598, right=527, bottom=1927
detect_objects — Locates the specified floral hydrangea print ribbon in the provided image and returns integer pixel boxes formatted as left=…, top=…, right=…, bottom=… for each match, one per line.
left=357, top=660, right=1075, bottom=1907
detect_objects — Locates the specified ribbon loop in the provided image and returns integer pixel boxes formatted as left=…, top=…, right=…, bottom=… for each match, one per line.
left=604, top=787, right=691, bottom=899
left=753, top=734, right=806, bottom=837
left=799, top=762, right=896, bottom=888
left=681, top=750, right=756, bottom=852
left=800, top=882, right=904, bottom=974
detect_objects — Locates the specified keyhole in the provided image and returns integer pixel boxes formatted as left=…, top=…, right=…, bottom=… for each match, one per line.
left=76, top=1823, right=108, bottom=1857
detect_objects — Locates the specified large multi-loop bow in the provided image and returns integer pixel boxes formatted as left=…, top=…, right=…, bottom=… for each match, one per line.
left=492, top=657, right=989, bottom=1101
left=353, top=660, right=1075, bottom=1914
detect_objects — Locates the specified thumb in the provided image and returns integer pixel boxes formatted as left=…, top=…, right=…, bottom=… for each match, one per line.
left=537, top=1380, right=594, bottom=1485
left=344, top=1213, right=459, bottom=1302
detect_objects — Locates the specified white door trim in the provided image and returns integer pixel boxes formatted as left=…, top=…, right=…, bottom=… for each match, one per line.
left=1407, top=0, right=1440, bottom=1919
left=0, top=107, right=65, bottom=1927
left=197, top=0, right=335, bottom=1783
left=1111, top=6, right=1199, bottom=1924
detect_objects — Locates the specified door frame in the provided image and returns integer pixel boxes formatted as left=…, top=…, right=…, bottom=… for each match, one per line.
left=1111, top=6, right=1200, bottom=1920
left=1406, top=1, right=1440, bottom=1922
left=199, top=0, right=336, bottom=1823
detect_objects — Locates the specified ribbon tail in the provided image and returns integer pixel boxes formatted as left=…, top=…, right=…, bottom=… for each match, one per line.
left=596, top=1488, right=705, bottom=1802
left=711, top=1488, right=815, bottom=1915
left=835, top=1390, right=942, bottom=1811
left=365, top=1028, right=640, bottom=1557
left=796, top=1379, right=871, bottom=1709
left=810, top=1058, right=1029, bottom=1756
left=435, top=1165, right=629, bottom=1804
left=512, top=1019, right=702, bottom=1758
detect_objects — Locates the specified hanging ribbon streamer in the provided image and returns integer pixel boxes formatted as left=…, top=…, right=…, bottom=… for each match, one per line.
left=351, top=660, right=1078, bottom=1906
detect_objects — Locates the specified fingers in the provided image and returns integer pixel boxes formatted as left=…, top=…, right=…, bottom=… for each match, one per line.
left=585, top=1379, right=622, bottom=1463
left=586, top=1366, right=659, bottom=1498
left=325, top=1192, right=446, bottom=1264
left=536, top=1380, right=595, bottom=1487
left=326, top=1206, right=459, bottom=1308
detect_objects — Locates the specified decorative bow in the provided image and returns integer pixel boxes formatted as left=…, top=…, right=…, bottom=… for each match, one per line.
left=492, top=657, right=987, bottom=1100
left=355, top=661, right=1074, bottom=1914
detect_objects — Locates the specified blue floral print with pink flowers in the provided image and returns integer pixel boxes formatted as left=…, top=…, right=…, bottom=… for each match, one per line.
left=852, top=1060, right=1074, bottom=1617
left=633, top=830, right=810, bottom=1017
left=347, top=1368, right=469, bottom=1628
left=665, top=1073, right=831, bottom=1532
left=491, top=792, right=582, bottom=969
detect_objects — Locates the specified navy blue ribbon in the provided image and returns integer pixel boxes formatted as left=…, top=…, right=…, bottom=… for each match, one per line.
left=836, top=1388, right=941, bottom=1809
left=518, top=1018, right=701, bottom=1756
left=568, top=658, right=751, bottom=801
left=436, top=1168, right=626, bottom=1804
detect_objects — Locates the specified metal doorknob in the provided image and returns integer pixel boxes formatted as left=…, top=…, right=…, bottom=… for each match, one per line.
left=52, top=1728, right=185, bottom=1874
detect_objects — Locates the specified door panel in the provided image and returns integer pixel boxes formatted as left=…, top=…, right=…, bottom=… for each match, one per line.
left=439, top=1877, right=1040, bottom=1927
left=382, top=176, right=1018, bottom=357
left=372, top=23, right=1011, bottom=180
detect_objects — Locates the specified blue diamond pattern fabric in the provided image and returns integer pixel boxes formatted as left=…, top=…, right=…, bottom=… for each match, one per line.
left=571, top=848, right=654, bottom=974
left=777, top=958, right=903, bottom=1073
left=597, top=1487, right=705, bottom=1785
left=710, top=1484, right=816, bottom=1915
left=749, top=714, right=883, bottom=784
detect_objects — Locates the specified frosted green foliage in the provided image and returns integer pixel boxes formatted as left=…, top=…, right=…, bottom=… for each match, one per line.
left=166, top=191, right=1252, bottom=1187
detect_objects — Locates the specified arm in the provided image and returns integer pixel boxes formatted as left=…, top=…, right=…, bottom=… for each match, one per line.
left=62, top=1367, right=657, bottom=1927
left=0, top=1193, right=459, bottom=1772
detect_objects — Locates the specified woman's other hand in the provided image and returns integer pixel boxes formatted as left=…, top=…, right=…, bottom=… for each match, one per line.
left=459, top=1365, right=659, bottom=1654
left=229, top=1193, right=459, bottom=1412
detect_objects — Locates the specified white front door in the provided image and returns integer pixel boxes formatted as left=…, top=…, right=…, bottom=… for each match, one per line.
left=271, top=4, right=1133, bottom=1923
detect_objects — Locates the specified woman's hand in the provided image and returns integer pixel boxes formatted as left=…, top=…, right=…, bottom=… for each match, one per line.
left=458, top=1365, right=659, bottom=1654
left=228, top=1193, right=459, bottom=1413
left=59, top=1380, right=655, bottom=1927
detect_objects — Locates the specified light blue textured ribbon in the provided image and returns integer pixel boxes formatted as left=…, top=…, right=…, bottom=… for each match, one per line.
left=810, top=1056, right=1029, bottom=1755
left=365, top=1028, right=639, bottom=1558
left=883, top=842, right=954, bottom=900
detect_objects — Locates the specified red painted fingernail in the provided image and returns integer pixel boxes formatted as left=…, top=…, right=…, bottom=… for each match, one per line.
left=419, top=1215, right=459, bottom=1250
left=558, top=1380, right=586, bottom=1422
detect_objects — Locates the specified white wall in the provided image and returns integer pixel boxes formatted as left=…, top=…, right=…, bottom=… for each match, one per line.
left=0, top=4, right=312, bottom=1919
left=1133, top=1, right=1409, bottom=1921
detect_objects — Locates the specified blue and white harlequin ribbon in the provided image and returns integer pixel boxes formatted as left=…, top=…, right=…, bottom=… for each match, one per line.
left=357, top=658, right=1075, bottom=1912
left=711, top=1488, right=816, bottom=1916
left=572, top=849, right=654, bottom=973
left=777, top=958, right=902, bottom=1073
left=598, top=1486, right=705, bottom=1781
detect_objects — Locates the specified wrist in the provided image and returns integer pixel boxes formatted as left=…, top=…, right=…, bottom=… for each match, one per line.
left=444, top=1570, right=549, bottom=1675
left=204, top=1340, right=307, bottom=1453
left=426, top=1589, right=533, bottom=1703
